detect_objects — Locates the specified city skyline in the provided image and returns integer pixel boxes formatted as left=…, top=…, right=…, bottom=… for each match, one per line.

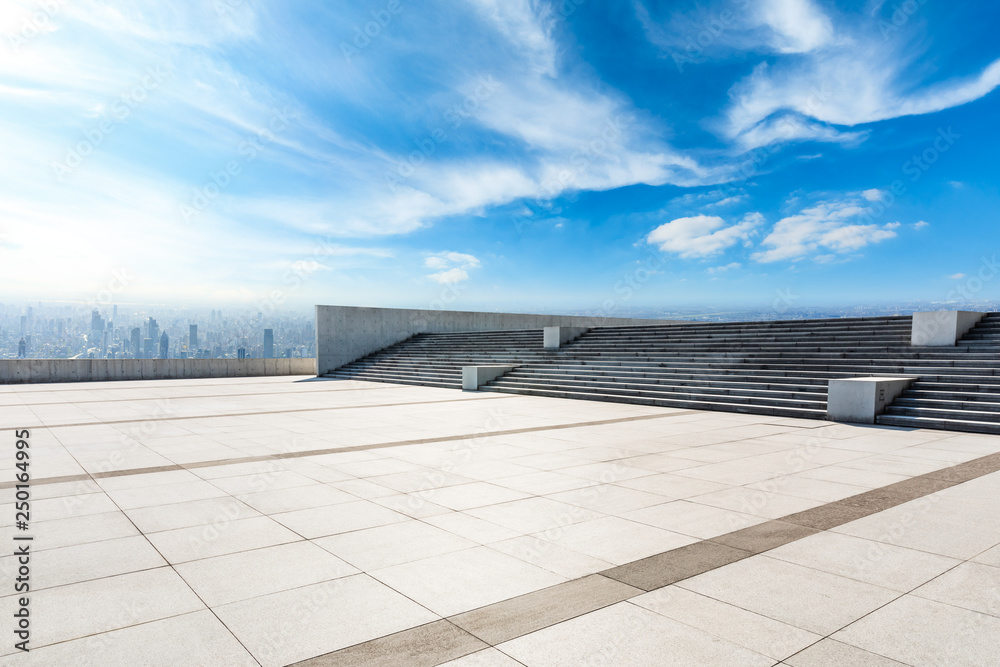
left=2, top=1, right=1000, bottom=313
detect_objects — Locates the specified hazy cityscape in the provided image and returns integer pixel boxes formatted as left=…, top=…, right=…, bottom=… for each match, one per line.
left=1, top=302, right=316, bottom=361
left=5, top=299, right=1000, bottom=361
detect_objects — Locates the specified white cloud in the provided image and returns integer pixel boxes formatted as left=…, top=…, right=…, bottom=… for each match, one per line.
left=914, top=220, right=929, bottom=229
left=755, top=0, right=834, bottom=54
left=707, top=262, right=742, bottom=273
left=752, top=193, right=899, bottom=263
left=424, top=251, right=480, bottom=284
left=948, top=273, right=967, bottom=280
left=428, top=268, right=470, bottom=284
left=862, top=189, right=884, bottom=202
left=647, top=213, right=762, bottom=258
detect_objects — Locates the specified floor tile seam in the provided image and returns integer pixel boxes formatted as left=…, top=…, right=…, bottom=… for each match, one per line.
left=28, top=394, right=519, bottom=429
left=1, top=411, right=695, bottom=488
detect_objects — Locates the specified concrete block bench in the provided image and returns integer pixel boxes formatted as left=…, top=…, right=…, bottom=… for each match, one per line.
left=827, top=376, right=916, bottom=424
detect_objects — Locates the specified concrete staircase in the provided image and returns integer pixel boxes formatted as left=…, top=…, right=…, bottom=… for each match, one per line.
left=876, top=313, right=1000, bottom=434
left=323, top=330, right=547, bottom=389
left=323, top=315, right=1000, bottom=434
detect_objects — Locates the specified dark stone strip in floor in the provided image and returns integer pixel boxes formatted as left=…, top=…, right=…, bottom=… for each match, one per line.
left=0, top=411, right=693, bottom=488
left=600, top=541, right=752, bottom=592
left=289, top=620, right=487, bottom=667
left=448, top=574, right=642, bottom=646
left=708, top=520, right=820, bottom=555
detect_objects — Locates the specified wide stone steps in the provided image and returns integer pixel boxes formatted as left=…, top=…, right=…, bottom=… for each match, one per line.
left=874, top=314, right=1000, bottom=434
left=479, top=384, right=827, bottom=419
left=326, top=314, right=1000, bottom=433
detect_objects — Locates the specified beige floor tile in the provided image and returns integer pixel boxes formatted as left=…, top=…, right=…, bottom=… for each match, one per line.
left=912, top=561, right=1000, bottom=617
left=371, top=546, right=565, bottom=616
left=175, top=540, right=358, bottom=606
left=785, top=638, right=908, bottom=666
left=0, top=535, right=165, bottom=590
left=419, top=482, right=531, bottom=511
left=125, top=496, right=260, bottom=533
left=482, top=470, right=595, bottom=495
left=270, top=499, right=408, bottom=538
left=24, top=511, right=139, bottom=551
left=437, top=648, right=526, bottom=666
left=973, top=543, right=1000, bottom=567
left=678, top=555, right=900, bottom=635
left=634, top=585, right=822, bottom=660
left=833, top=497, right=1000, bottom=559
left=690, top=486, right=824, bottom=519
left=467, top=497, right=603, bottom=534
left=315, top=520, right=477, bottom=570
left=0, top=568, right=203, bottom=654
left=235, top=483, right=356, bottom=514
left=209, top=469, right=319, bottom=495
left=615, top=472, right=731, bottom=498
left=546, top=484, right=667, bottom=514
left=146, top=515, right=301, bottom=563
left=0, top=610, right=256, bottom=665
left=105, top=480, right=228, bottom=510
left=214, top=574, right=438, bottom=667
left=488, top=535, right=614, bottom=578
left=498, top=601, right=774, bottom=666
left=624, top=500, right=765, bottom=539
left=767, top=530, right=961, bottom=592
left=425, top=512, right=523, bottom=544
left=833, top=594, right=1000, bottom=666
left=530, top=516, right=697, bottom=565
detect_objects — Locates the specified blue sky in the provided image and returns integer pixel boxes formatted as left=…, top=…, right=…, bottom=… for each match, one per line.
left=2, top=0, right=1000, bottom=313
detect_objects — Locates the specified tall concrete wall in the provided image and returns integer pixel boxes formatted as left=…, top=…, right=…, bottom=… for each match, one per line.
left=0, top=358, right=316, bottom=385
left=315, top=305, right=680, bottom=375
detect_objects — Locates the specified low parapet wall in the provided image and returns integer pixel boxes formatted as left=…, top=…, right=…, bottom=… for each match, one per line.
left=315, top=305, right=680, bottom=375
left=0, top=358, right=317, bottom=385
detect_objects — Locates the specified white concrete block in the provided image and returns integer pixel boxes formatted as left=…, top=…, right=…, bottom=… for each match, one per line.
left=827, top=376, right=915, bottom=424
left=462, top=365, right=515, bottom=391
left=912, top=311, right=985, bottom=346
left=543, top=326, right=589, bottom=349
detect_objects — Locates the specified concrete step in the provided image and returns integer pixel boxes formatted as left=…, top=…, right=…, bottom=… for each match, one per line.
left=479, top=385, right=826, bottom=419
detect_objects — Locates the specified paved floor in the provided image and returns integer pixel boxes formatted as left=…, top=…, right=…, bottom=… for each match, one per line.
left=1, top=376, right=999, bottom=666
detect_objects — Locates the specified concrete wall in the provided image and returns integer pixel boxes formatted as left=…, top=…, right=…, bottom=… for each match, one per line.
left=316, top=305, right=680, bottom=375
left=912, top=310, right=985, bottom=346
left=0, top=358, right=317, bottom=385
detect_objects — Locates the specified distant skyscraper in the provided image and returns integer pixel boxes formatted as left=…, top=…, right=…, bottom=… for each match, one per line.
left=20, top=315, right=26, bottom=334
left=159, top=332, right=169, bottom=359
left=143, top=338, right=154, bottom=359
left=189, top=324, right=198, bottom=349
left=17, top=339, right=26, bottom=358
left=263, top=329, right=274, bottom=359
left=112, top=305, right=118, bottom=322
left=237, top=347, right=246, bottom=360
left=130, top=328, right=141, bottom=358
left=146, top=317, right=159, bottom=348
